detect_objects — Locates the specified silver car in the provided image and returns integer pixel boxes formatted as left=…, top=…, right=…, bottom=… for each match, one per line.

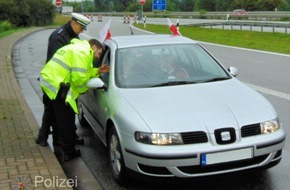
left=78, top=34, right=286, bottom=184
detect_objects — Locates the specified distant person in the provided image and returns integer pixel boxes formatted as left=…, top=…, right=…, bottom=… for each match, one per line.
left=35, top=13, right=91, bottom=147
left=39, top=38, right=109, bottom=161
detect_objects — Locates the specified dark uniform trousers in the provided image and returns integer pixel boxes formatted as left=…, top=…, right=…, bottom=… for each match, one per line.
left=38, top=92, right=58, bottom=142
left=51, top=88, right=78, bottom=156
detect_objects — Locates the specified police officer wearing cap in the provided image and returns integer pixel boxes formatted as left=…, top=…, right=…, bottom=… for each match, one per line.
left=35, top=13, right=91, bottom=147
left=46, top=13, right=91, bottom=62
left=39, top=38, right=109, bottom=161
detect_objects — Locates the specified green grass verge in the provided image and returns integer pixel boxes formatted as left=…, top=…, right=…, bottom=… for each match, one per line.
left=0, top=28, right=29, bottom=39
left=135, top=24, right=290, bottom=55
left=0, top=15, right=69, bottom=39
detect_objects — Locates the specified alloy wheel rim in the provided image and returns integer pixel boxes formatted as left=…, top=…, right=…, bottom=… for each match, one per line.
left=110, top=134, right=121, bottom=174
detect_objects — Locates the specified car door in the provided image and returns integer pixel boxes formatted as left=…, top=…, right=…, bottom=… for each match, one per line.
left=88, top=47, right=111, bottom=141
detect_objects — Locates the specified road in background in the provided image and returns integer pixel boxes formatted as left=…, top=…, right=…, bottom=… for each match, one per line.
left=13, top=16, right=290, bottom=190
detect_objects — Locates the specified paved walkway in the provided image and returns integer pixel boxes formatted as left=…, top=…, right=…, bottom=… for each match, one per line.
left=0, top=28, right=72, bottom=189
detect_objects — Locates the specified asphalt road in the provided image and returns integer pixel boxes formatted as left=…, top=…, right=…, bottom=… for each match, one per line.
left=13, top=16, right=290, bottom=190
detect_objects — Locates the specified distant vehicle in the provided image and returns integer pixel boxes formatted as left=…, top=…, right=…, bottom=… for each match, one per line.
left=78, top=34, right=285, bottom=184
left=231, top=9, right=248, bottom=15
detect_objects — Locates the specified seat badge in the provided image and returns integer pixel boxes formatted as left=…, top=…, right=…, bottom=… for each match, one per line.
left=221, top=131, right=231, bottom=141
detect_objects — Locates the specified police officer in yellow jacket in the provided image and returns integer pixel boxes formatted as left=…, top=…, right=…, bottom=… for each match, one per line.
left=36, top=13, right=91, bottom=147
left=39, top=38, right=109, bottom=161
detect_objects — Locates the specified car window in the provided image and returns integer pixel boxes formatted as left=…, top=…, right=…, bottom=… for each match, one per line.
left=99, top=48, right=110, bottom=84
left=115, top=44, right=230, bottom=88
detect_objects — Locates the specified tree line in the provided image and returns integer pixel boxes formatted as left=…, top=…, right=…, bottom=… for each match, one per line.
left=1, top=0, right=290, bottom=29
left=0, top=0, right=54, bottom=28
left=85, top=0, right=289, bottom=12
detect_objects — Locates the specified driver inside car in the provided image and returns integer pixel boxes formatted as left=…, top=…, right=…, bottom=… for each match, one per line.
left=161, top=56, right=189, bottom=79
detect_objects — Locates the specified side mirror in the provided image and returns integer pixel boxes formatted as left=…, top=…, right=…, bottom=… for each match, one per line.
left=228, top=66, right=238, bottom=77
left=86, top=78, right=106, bottom=89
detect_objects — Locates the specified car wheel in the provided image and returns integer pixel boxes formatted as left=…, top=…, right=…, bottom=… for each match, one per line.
left=108, top=126, right=127, bottom=184
left=77, top=101, right=89, bottom=127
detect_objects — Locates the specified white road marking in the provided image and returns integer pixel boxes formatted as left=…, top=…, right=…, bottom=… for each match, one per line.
left=199, top=41, right=290, bottom=57
left=245, top=83, right=290, bottom=100
left=129, top=24, right=155, bottom=34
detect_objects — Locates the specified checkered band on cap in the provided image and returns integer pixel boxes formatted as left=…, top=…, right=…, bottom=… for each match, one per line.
left=71, top=13, right=91, bottom=27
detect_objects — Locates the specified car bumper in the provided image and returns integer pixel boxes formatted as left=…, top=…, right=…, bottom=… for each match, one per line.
left=122, top=130, right=285, bottom=178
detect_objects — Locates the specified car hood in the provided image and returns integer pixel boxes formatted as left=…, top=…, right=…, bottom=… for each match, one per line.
left=118, top=79, right=276, bottom=133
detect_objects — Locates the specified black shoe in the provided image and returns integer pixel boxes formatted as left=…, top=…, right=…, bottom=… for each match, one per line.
left=64, top=150, right=81, bottom=162
left=35, top=137, right=48, bottom=146
left=75, top=137, right=85, bottom=145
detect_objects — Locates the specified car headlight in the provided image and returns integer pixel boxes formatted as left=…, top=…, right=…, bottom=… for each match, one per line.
left=260, top=118, right=280, bottom=134
left=135, top=132, right=183, bottom=145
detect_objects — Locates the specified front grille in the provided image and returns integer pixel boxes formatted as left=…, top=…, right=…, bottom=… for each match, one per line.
left=181, top=131, right=208, bottom=144
left=178, top=155, right=268, bottom=174
left=241, top=123, right=261, bottom=137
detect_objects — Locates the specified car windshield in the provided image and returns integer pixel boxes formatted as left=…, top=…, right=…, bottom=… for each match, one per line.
left=115, top=44, right=230, bottom=88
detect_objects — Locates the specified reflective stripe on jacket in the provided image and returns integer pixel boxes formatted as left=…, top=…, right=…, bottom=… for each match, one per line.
left=40, top=38, right=99, bottom=113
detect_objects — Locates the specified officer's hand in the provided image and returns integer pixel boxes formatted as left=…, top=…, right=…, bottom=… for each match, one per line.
left=99, top=64, right=110, bottom=74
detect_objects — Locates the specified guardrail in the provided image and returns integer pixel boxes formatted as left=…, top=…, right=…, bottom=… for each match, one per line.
left=77, top=11, right=290, bottom=33
left=184, top=21, right=290, bottom=34
left=86, top=11, right=290, bottom=21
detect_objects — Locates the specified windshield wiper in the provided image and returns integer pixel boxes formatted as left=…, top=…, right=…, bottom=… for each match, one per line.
left=151, top=81, right=196, bottom=87
left=204, top=77, right=230, bottom=83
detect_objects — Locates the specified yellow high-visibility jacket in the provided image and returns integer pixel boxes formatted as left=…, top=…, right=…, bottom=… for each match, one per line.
left=40, top=38, right=99, bottom=114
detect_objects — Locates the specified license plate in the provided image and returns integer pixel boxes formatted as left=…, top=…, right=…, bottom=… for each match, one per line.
left=201, top=147, right=253, bottom=166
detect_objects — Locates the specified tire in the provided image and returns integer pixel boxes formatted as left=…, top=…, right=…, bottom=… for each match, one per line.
left=108, top=126, right=128, bottom=184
